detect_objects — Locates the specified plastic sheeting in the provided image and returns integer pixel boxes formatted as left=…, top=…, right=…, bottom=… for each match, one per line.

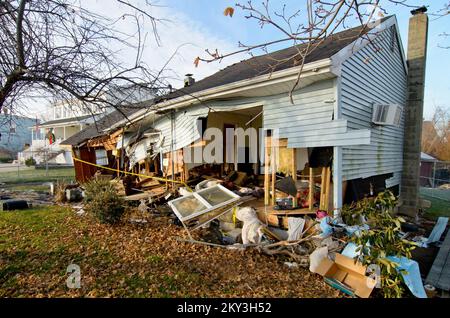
left=387, top=256, right=427, bottom=298
left=309, top=246, right=328, bottom=273
left=319, top=217, right=333, bottom=238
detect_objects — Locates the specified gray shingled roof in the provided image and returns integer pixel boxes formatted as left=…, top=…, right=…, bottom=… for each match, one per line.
left=60, top=106, right=145, bottom=146
left=158, top=21, right=384, bottom=102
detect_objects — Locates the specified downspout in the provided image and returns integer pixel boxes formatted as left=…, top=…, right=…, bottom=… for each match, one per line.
left=333, top=77, right=343, bottom=219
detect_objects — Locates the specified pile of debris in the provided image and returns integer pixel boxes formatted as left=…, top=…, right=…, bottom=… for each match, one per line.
left=163, top=175, right=450, bottom=298
left=53, top=166, right=449, bottom=299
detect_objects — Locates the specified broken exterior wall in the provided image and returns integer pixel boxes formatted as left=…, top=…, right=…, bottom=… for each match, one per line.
left=151, top=105, right=209, bottom=154
left=72, top=147, right=97, bottom=183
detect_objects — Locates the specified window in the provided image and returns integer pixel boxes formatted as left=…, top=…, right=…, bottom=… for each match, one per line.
left=95, top=149, right=108, bottom=166
left=168, top=184, right=240, bottom=222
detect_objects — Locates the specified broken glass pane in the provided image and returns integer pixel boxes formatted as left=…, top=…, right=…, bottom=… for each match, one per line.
left=196, top=186, right=236, bottom=206
left=170, top=195, right=208, bottom=219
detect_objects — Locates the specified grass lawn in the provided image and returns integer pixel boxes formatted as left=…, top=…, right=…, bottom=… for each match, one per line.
left=420, top=187, right=450, bottom=220
left=421, top=196, right=450, bottom=220
left=0, top=167, right=75, bottom=184
left=0, top=205, right=336, bottom=298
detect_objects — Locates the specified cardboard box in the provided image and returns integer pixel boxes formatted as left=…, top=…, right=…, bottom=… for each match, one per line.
left=315, top=253, right=376, bottom=298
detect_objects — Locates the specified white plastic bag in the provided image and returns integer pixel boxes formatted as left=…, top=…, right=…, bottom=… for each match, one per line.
left=309, top=246, right=328, bottom=273
left=236, top=207, right=264, bottom=244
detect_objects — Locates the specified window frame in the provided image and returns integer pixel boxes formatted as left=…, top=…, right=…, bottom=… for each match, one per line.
left=168, top=184, right=240, bottom=222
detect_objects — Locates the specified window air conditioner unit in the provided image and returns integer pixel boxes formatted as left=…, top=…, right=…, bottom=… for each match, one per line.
left=372, top=103, right=403, bottom=126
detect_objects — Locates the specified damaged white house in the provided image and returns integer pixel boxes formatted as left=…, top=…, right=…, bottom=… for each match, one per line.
left=63, top=15, right=410, bottom=218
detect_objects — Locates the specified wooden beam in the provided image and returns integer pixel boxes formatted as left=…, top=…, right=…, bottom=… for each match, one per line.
left=309, top=167, right=314, bottom=211
left=320, top=167, right=326, bottom=210
left=291, top=148, right=297, bottom=208
left=264, top=137, right=270, bottom=205
left=291, top=148, right=297, bottom=181
left=271, top=142, right=276, bottom=206
left=324, top=166, right=331, bottom=213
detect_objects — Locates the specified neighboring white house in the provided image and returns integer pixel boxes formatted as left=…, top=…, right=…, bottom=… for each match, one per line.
left=19, top=85, right=155, bottom=165
left=18, top=100, right=101, bottom=165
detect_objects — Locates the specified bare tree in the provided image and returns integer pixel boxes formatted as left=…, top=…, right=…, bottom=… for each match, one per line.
left=195, top=1, right=447, bottom=100
left=422, top=106, right=450, bottom=161
left=0, top=0, right=170, bottom=117
left=435, top=1, right=450, bottom=48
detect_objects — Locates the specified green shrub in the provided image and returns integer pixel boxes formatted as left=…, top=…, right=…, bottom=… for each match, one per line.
left=342, top=190, right=415, bottom=298
left=25, top=157, right=36, bottom=167
left=0, top=157, right=12, bottom=163
left=84, top=179, right=125, bottom=224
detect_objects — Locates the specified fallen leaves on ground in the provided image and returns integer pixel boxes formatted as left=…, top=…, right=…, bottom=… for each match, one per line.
left=0, top=206, right=338, bottom=298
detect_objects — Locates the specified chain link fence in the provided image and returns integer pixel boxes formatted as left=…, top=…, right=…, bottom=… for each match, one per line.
left=420, top=162, right=450, bottom=203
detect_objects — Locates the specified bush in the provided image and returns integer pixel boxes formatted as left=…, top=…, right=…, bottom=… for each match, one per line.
left=84, top=179, right=125, bottom=224
left=25, top=157, right=36, bottom=167
left=342, top=190, right=415, bottom=298
left=0, top=157, right=12, bottom=163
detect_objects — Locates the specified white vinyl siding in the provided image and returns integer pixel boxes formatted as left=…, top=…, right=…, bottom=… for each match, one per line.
left=152, top=105, right=209, bottom=153
left=340, top=26, right=407, bottom=184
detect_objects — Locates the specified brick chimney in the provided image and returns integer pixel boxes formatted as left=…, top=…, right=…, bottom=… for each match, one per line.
left=399, top=6, right=429, bottom=217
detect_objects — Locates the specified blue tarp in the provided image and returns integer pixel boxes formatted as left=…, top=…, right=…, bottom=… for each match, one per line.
left=387, top=256, right=427, bottom=298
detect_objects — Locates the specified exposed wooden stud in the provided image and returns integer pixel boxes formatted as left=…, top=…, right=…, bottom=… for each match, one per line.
left=309, top=167, right=314, bottom=211
left=291, top=148, right=297, bottom=181
left=271, top=141, right=276, bottom=206
left=320, top=167, right=326, bottom=210
left=324, top=167, right=331, bottom=213
left=264, top=137, right=270, bottom=206
left=291, top=148, right=297, bottom=208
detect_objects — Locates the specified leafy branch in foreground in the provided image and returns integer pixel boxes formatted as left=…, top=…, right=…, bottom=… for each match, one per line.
left=342, top=190, right=416, bottom=298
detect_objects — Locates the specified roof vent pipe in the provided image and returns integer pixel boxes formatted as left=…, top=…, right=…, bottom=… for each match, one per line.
left=184, top=74, right=195, bottom=87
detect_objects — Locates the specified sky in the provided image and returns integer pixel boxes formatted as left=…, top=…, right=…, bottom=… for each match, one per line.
left=27, top=0, right=450, bottom=120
